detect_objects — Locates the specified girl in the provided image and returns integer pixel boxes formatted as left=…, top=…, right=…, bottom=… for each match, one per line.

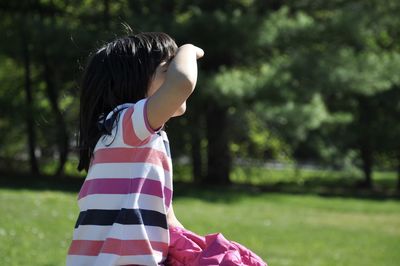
left=67, top=32, right=266, bottom=265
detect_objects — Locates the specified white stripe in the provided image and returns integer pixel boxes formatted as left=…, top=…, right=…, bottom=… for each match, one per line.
left=115, top=253, right=164, bottom=266
left=78, top=193, right=166, bottom=213
left=94, top=133, right=167, bottom=153
left=73, top=224, right=169, bottom=242
left=66, top=255, right=96, bottom=266
left=94, top=134, right=168, bottom=155
left=66, top=254, right=163, bottom=266
left=86, top=162, right=172, bottom=189
left=132, top=98, right=152, bottom=141
left=160, top=130, right=169, bottom=142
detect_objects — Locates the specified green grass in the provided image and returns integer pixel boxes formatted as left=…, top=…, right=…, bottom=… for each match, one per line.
left=0, top=185, right=399, bottom=266
left=0, top=189, right=76, bottom=266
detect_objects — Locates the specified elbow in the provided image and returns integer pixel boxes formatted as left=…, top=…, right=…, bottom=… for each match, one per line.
left=172, top=102, right=187, bottom=117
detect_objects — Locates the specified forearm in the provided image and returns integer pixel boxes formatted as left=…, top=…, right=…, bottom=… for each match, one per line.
left=147, top=44, right=204, bottom=129
left=168, top=44, right=200, bottom=90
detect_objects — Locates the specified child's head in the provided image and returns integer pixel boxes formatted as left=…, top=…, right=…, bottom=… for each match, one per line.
left=78, top=32, right=177, bottom=171
left=81, top=32, right=177, bottom=111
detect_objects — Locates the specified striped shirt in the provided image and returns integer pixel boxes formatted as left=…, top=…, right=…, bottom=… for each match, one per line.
left=67, top=99, right=173, bottom=266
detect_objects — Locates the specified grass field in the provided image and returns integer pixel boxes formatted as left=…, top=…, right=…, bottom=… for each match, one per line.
left=0, top=181, right=399, bottom=266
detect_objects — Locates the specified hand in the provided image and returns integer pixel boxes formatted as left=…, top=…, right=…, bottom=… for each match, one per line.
left=194, top=46, right=205, bottom=59
left=177, top=44, right=204, bottom=60
left=167, top=205, right=185, bottom=229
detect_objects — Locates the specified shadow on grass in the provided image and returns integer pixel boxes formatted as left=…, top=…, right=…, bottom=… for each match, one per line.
left=254, top=175, right=400, bottom=201
left=0, top=171, right=399, bottom=203
left=0, top=171, right=84, bottom=193
left=173, top=177, right=400, bottom=203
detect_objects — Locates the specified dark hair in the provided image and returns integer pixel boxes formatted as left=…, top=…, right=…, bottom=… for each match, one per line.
left=77, top=32, right=178, bottom=172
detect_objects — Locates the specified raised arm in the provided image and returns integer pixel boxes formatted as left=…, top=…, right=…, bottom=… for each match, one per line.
left=146, top=44, right=204, bottom=130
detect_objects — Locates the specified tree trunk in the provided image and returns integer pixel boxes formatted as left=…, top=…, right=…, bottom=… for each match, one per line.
left=103, top=0, right=110, bottom=29
left=358, top=96, right=373, bottom=188
left=42, top=54, right=69, bottom=177
left=360, top=143, right=373, bottom=188
left=205, top=104, right=231, bottom=185
left=189, top=112, right=203, bottom=182
left=397, top=151, right=400, bottom=191
left=21, top=25, right=39, bottom=175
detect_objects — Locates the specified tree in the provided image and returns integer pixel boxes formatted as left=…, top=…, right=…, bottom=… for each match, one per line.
left=254, top=0, right=400, bottom=187
left=1, top=0, right=399, bottom=190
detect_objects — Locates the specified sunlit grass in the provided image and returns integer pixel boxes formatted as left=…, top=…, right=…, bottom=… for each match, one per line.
left=0, top=189, right=76, bottom=266
left=173, top=188, right=400, bottom=266
left=0, top=186, right=399, bottom=266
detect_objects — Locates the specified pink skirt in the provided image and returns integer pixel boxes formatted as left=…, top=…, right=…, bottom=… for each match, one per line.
left=166, top=227, right=267, bottom=266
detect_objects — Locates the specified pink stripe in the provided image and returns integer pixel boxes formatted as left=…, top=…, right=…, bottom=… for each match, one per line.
left=92, top=147, right=170, bottom=171
left=103, top=238, right=168, bottom=256
left=68, top=239, right=168, bottom=256
left=78, top=178, right=163, bottom=200
left=68, top=240, right=103, bottom=256
left=164, top=187, right=172, bottom=208
left=122, top=107, right=151, bottom=146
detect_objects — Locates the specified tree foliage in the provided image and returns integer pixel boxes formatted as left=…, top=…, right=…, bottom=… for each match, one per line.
left=0, top=0, right=399, bottom=187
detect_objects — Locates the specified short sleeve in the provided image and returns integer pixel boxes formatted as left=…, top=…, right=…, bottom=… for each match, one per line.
left=122, top=98, right=161, bottom=146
